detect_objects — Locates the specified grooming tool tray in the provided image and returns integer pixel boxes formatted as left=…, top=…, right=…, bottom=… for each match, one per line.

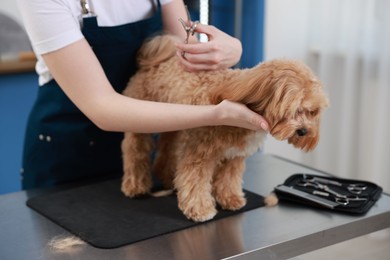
left=274, top=173, right=382, bottom=214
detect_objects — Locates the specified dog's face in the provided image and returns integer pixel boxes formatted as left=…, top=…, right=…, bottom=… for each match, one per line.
left=257, top=60, right=329, bottom=152
left=210, top=59, right=329, bottom=152
left=266, top=78, right=328, bottom=152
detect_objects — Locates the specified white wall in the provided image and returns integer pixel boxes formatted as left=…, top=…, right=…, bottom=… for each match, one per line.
left=0, top=0, right=23, bottom=25
left=264, top=0, right=310, bottom=60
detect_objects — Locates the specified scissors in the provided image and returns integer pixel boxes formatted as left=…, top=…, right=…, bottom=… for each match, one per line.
left=297, top=180, right=367, bottom=200
left=312, top=190, right=367, bottom=206
left=178, top=5, right=199, bottom=57
left=346, top=184, right=367, bottom=194
left=302, top=175, right=367, bottom=195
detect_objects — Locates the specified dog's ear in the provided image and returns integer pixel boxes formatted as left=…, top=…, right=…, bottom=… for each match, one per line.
left=208, top=65, right=275, bottom=112
left=209, top=60, right=309, bottom=127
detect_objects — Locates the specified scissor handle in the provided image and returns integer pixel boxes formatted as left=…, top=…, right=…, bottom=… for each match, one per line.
left=296, top=180, right=318, bottom=188
left=348, top=183, right=367, bottom=190
left=335, top=198, right=349, bottom=206
left=303, top=175, right=342, bottom=186
left=347, top=186, right=363, bottom=194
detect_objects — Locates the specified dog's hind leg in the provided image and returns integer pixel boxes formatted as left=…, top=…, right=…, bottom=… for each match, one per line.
left=121, top=133, right=154, bottom=197
left=212, top=157, right=247, bottom=211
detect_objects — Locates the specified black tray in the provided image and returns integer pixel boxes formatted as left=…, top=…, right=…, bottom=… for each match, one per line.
left=274, top=173, right=382, bottom=215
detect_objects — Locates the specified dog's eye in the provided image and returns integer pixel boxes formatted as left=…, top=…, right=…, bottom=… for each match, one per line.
left=309, top=109, right=319, bottom=116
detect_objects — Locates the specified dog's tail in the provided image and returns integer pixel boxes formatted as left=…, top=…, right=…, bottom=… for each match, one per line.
left=137, top=35, right=178, bottom=70
left=264, top=192, right=279, bottom=207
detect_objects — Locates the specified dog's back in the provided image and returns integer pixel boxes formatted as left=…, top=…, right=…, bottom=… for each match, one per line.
left=123, top=35, right=231, bottom=106
left=136, top=35, right=178, bottom=70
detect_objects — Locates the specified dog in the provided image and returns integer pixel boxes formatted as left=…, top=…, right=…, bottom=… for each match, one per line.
left=121, top=35, right=329, bottom=222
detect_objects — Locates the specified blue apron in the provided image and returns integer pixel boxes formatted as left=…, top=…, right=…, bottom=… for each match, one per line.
left=21, top=1, right=163, bottom=189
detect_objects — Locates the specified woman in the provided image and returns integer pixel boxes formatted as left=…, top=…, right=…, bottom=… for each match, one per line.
left=17, top=0, right=268, bottom=189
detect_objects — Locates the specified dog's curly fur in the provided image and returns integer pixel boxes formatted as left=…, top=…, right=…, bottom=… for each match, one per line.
left=121, top=35, right=329, bottom=222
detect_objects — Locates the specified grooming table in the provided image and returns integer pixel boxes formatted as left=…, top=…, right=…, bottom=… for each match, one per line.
left=1, top=154, right=390, bottom=259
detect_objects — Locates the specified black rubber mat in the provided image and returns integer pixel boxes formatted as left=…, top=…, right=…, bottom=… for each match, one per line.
left=27, top=179, right=265, bottom=249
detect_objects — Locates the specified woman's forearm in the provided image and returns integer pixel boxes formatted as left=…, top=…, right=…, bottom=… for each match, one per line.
left=87, top=93, right=213, bottom=133
left=89, top=93, right=267, bottom=133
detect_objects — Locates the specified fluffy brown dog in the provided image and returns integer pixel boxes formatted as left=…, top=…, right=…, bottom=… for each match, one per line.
left=121, top=35, right=329, bottom=222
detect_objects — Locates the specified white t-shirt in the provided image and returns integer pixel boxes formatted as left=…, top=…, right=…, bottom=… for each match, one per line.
left=17, top=0, right=172, bottom=85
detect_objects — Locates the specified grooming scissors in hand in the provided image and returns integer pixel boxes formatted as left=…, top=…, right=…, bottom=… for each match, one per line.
left=178, top=5, right=199, bottom=57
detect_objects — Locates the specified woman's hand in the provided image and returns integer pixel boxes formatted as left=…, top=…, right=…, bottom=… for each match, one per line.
left=175, top=24, right=242, bottom=72
left=213, top=100, right=269, bottom=131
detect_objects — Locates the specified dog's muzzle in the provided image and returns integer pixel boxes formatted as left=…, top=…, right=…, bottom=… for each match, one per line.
left=296, top=128, right=308, bottom=136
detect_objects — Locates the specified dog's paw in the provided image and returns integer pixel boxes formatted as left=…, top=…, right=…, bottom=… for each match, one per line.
left=182, top=206, right=218, bottom=222
left=217, top=195, right=247, bottom=211
left=121, top=176, right=152, bottom=198
left=264, top=192, right=279, bottom=207
left=179, top=198, right=217, bottom=222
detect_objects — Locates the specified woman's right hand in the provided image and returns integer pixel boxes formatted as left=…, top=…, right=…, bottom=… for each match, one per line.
left=175, top=24, right=243, bottom=72
left=214, top=100, right=269, bottom=131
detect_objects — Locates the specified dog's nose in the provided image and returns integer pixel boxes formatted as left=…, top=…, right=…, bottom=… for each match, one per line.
left=296, top=128, right=308, bottom=136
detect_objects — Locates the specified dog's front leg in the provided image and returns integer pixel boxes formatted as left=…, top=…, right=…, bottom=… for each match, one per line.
left=121, top=133, right=153, bottom=197
left=213, top=157, right=247, bottom=211
left=175, top=159, right=217, bottom=222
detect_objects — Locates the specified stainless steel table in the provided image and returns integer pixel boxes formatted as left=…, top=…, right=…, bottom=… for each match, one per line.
left=1, top=154, right=389, bottom=260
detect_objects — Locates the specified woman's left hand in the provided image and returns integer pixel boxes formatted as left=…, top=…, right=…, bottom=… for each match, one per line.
left=175, top=23, right=242, bottom=72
